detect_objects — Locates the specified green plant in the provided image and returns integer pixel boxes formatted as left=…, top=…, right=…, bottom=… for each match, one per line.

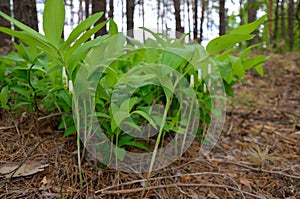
left=72, top=16, right=268, bottom=176
left=0, top=0, right=268, bottom=190
left=0, top=0, right=111, bottom=186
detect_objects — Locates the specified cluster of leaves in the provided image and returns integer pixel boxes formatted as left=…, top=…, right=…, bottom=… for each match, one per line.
left=0, top=0, right=110, bottom=133
left=0, top=0, right=267, bottom=167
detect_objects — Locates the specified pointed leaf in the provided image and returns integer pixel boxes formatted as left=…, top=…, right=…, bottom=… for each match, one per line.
left=0, top=11, right=49, bottom=44
left=64, top=12, right=103, bottom=47
left=139, top=27, right=166, bottom=47
left=109, top=18, right=118, bottom=35
left=68, top=20, right=108, bottom=53
left=255, top=65, right=264, bottom=76
left=0, top=27, right=59, bottom=58
left=206, top=34, right=254, bottom=55
left=43, top=0, right=65, bottom=47
left=230, top=15, right=266, bottom=35
left=121, top=141, right=151, bottom=152
left=131, top=110, right=158, bottom=129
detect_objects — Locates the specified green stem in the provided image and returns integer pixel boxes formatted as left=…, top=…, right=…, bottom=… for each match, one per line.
left=142, top=99, right=171, bottom=197
left=74, top=97, right=83, bottom=187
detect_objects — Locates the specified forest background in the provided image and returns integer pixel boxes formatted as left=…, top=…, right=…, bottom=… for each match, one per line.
left=0, top=0, right=299, bottom=50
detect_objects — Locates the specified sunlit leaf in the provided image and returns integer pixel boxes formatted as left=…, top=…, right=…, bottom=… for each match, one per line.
left=131, top=110, right=157, bottom=129
left=109, top=18, right=118, bottom=35
left=206, top=34, right=254, bottom=55
left=64, top=12, right=103, bottom=47
left=255, top=65, right=264, bottom=76
left=43, top=0, right=65, bottom=47
left=230, top=15, right=266, bottom=35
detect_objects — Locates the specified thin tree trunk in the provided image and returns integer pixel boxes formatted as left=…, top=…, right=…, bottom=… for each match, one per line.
left=173, top=0, right=184, bottom=35
left=70, top=0, right=74, bottom=27
left=142, top=0, right=145, bottom=28
left=160, top=0, right=166, bottom=32
left=126, top=0, right=134, bottom=34
left=288, top=0, right=294, bottom=50
left=85, top=0, right=90, bottom=19
left=13, top=0, right=38, bottom=43
left=92, top=0, right=107, bottom=36
left=273, top=0, right=280, bottom=42
left=239, top=0, right=244, bottom=25
left=157, top=0, right=160, bottom=30
left=199, top=0, right=205, bottom=43
left=247, top=0, right=257, bottom=45
left=193, top=0, right=198, bottom=41
left=0, top=0, right=11, bottom=47
left=187, top=0, right=191, bottom=40
left=109, top=0, right=114, bottom=18
left=280, top=0, right=286, bottom=40
left=78, top=0, right=83, bottom=23
left=268, top=0, right=273, bottom=44
left=13, top=0, right=38, bottom=31
left=219, top=0, right=226, bottom=35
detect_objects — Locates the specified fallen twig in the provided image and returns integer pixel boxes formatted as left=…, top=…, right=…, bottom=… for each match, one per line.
left=210, top=159, right=300, bottom=179
left=98, top=183, right=261, bottom=198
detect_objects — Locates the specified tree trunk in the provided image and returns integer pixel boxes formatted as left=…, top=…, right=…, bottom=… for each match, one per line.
left=288, top=0, right=294, bottom=50
left=92, top=0, right=107, bottom=36
left=199, top=0, right=205, bottom=43
left=280, top=0, right=286, bottom=40
left=126, top=0, right=134, bottom=35
left=193, top=0, right=198, bottom=41
left=157, top=0, right=160, bottom=30
left=273, top=0, right=280, bottom=42
left=85, top=0, right=90, bottom=19
left=109, top=0, right=114, bottom=18
left=0, top=0, right=11, bottom=47
left=186, top=0, right=191, bottom=40
left=173, top=0, right=183, bottom=36
left=78, top=0, right=83, bottom=23
left=247, top=0, right=257, bottom=45
left=239, top=0, right=244, bottom=25
left=13, top=0, right=38, bottom=31
left=268, top=0, right=273, bottom=44
left=219, top=0, right=226, bottom=35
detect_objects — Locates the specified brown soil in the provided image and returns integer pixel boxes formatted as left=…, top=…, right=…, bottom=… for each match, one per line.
left=0, top=52, right=300, bottom=198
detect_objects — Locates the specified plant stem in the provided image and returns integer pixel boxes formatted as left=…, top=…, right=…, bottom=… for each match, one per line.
left=141, top=99, right=171, bottom=197
left=74, top=97, right=83, bottom=187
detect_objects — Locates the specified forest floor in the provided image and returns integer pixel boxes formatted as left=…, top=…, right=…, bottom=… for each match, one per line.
left=0, top=52, right=300, bottom=199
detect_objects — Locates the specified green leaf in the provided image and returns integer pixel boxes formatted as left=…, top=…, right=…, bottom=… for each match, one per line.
left=238, top=43, right=263, bottom=58
left=65, top=35, right=109, bottom=73
left=10, top=86, right=29, bottom=98
left=63, top=125, right=76, bottom=136
left=57, top=90, right=72, bottom=108
left=230, top=15, right=266, bottom=35
left=43, top=0, right=65, bottom=47
left=0, top=27, right=59, bottom=58
left=66, top=20, right=108, bottom=56
left=139, top=27, right=166, bottom=47
left=109, top=18, right=118, bottom=35
left=64, top=12, right=103, bottom=47
left=0, top=86, right=9, bottom=110
left=122, top=141, right=151, bottom=152
left=217, top=61, right=233, bottom=84
left=131, top=110, right=157, bottom=129
left=232, top=60, right=245, bottom=79
left=113, top=147, right=126, bottom=161
left=242, top=56, right=268, bottom=71
left=92, top=112, right=111, bottom=119
left=118, top=134, right=133, bottom=146
left=0, top=11, right=50, bottom=44
left=123, top=121, right=142, bottom=132
left=255, top=65, right=264, bottom=76
left=206, top=34, right=254, bottom=55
